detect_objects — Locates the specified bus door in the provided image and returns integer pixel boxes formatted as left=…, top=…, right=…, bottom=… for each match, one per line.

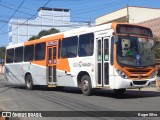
left=97, top=37, right=109, bottom=87
left=47, top=41, right=58, bottom=87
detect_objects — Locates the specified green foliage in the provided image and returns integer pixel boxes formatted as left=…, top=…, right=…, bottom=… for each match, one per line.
left=155, top=43, right=160, bottom=59
left=0, top=46, right=5, bottom=59
left=29, top=35, right=38, bottom=41
left=154, top=35, right=160, bottom=59
left=29, top=28, right=60, bottom=41
left=48, top=28, right=60, bottom=34
left=38, top=30, right=49, bottom=38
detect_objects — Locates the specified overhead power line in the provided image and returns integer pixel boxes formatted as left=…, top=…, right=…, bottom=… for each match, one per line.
left=0, top=0, right=52, bottom=35
left=0, top=0, right=26, bottom=31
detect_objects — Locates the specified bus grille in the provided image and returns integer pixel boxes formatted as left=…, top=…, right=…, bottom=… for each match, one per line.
left=126, top=69, right=151, bottom=74
left=133, top=81, right=147, bottom=85
left=125, top=68, right=153, bottom=79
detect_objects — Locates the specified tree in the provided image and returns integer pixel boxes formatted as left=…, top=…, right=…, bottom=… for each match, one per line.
left=0, top=46, right=5, bottom=59
left=29, top=28, right=60, bottom=41
left=48, top=28, right=60, bottom=34
left=154, top=35, right=160, bottom=59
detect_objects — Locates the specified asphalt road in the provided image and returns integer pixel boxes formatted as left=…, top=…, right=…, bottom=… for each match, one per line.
left=0, top=75, right=160, bottom=120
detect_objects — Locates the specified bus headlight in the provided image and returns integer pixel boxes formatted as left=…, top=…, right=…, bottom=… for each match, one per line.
left=116, top=69, right=128, bottom=79
left=150, top=70, right=156, bottom=78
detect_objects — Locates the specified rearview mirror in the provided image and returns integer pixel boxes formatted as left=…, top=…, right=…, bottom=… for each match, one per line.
left=113, top=36, right=119, bottom=44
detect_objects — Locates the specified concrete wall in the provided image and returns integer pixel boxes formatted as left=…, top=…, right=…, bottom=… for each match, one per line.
left=96, top=7, right=128, bottom=25
left=96, top=6, right=160, bottom=25
left=129, top=7, right=160, bottom=23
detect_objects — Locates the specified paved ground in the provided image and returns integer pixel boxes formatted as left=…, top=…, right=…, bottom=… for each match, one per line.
left=0, top=75, right=160, bottom=120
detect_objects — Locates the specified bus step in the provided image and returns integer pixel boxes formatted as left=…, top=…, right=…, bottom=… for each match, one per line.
left=48, top=83, right=56, bottom=88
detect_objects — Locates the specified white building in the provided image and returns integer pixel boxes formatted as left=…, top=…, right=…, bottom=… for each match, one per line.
left=9, top=7, right=89, bottom=45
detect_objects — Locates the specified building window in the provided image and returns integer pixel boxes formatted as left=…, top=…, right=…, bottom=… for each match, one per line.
left=9, top=26, right=12, bottom=32
left=35, top=42, right=46, bottom=60
left=6, top=48, right=14, bottom=63
left=9, top=36, right=12, bottom=43
left=61, top=36, right=78, bottom=58
left=24, top=45, right=34, bottom=62
left=14, top=47, right=23, bottom=62
left=78, top=33, right=94, bottom=57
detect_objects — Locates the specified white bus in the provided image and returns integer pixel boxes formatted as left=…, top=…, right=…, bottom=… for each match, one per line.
left=5, top=22, right=156, bottom=95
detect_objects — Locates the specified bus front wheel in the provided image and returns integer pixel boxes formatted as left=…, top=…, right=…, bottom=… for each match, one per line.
left=81, top=75, right=93, bottom=96
left=25, top=74, right=34, bottom=90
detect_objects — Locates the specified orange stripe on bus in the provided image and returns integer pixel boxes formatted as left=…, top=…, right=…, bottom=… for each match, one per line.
left=57, top=59, right=71, bottom=72
left=31, top=59, right=71, bottom=72
left=32, top=60, right=46, bottom=67
left=24, top=34, right=64, bottom=46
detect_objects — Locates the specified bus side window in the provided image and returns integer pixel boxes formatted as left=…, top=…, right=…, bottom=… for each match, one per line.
left=35, top=42, right=46, bottom=60
left=14, top=47, right=24, bottom=63
left=61, top=36, right=78, bottom=58
left=104, top=39, right=109, bottom=61
left=110, top=37, right=114, bottom=65
left=78, top=33, right=94, bottom=57
left=58, top=40, right=61, bottom=59
left=6, top=48, right=14, bottom=63
left=24, top=45, right=34, bottom=62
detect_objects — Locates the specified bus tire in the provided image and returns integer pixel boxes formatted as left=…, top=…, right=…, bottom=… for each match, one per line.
left=81, top=75, right=93, bottom=96
left=25, top=74, right=34, bottom=90
left=114, top=88, right=126, bottom=94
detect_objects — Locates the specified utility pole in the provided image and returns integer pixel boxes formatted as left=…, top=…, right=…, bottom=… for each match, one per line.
left=126, top=3, right=129, bottom=23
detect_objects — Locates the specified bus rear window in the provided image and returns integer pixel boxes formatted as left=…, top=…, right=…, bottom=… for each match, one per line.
left=6, top=48, right=14, bottom=63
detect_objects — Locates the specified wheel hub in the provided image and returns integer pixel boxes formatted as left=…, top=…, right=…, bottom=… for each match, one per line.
left=82, top=80, right=89, bottom=91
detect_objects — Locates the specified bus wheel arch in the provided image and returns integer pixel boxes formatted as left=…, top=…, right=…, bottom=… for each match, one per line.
left=77, top=72, right=93, bottom=96
left=25, top=73, right=34, bottom=90
left=77, top=71, right=90, bottom=88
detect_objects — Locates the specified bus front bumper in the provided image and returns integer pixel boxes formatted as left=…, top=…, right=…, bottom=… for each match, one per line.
left=111, top=76, right=156, bottom=89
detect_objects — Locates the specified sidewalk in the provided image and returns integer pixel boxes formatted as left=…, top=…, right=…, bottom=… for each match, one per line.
left=131, top=85, right=160, bottom=92
left=141, top=87, right=160, bottom=92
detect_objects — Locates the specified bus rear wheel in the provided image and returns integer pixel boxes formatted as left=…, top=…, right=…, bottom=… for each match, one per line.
left=81, top=75, right=93, bottom=96
left=25, top=74, right=34, bottom=90
left=114, top=88, right=126, bottom=94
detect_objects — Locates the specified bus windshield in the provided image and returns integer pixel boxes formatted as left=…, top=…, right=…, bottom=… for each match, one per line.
left=116, top=36, right=155, bottom=67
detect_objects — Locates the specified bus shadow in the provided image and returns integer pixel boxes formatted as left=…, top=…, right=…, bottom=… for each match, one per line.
left=38, top=86, right=160, bottom=99
left=7, top=84, right=160, bottom=99
left=93, top=89, right=160, bottom=99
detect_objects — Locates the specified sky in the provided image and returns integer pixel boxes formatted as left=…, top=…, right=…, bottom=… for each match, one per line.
left=0, top=0, right=160, bottom=46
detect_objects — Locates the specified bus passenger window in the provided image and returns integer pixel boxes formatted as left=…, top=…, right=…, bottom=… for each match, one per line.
left=78, top=33, right=94, bottom=57
left=6, top=48, right=14, bottom=63
left=97, top=40, right=101, bottom=61
left=61, top=36, right=78, bottom=58
left=35, top=42, right=46, bottom=60
left=104, top=39, right=109, bottom=61
left=58, top=40, right=61, bottom=58
left=24, top=45, right=34, bottom=62
left=14, top=47, right=23, bottom=62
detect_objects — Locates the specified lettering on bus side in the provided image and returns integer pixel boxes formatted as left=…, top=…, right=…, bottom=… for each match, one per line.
left=73, top=61, right=91, bottom=67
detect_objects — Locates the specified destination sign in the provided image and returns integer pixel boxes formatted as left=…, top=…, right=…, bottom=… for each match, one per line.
left=116, top=24, right=153, bottom=37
